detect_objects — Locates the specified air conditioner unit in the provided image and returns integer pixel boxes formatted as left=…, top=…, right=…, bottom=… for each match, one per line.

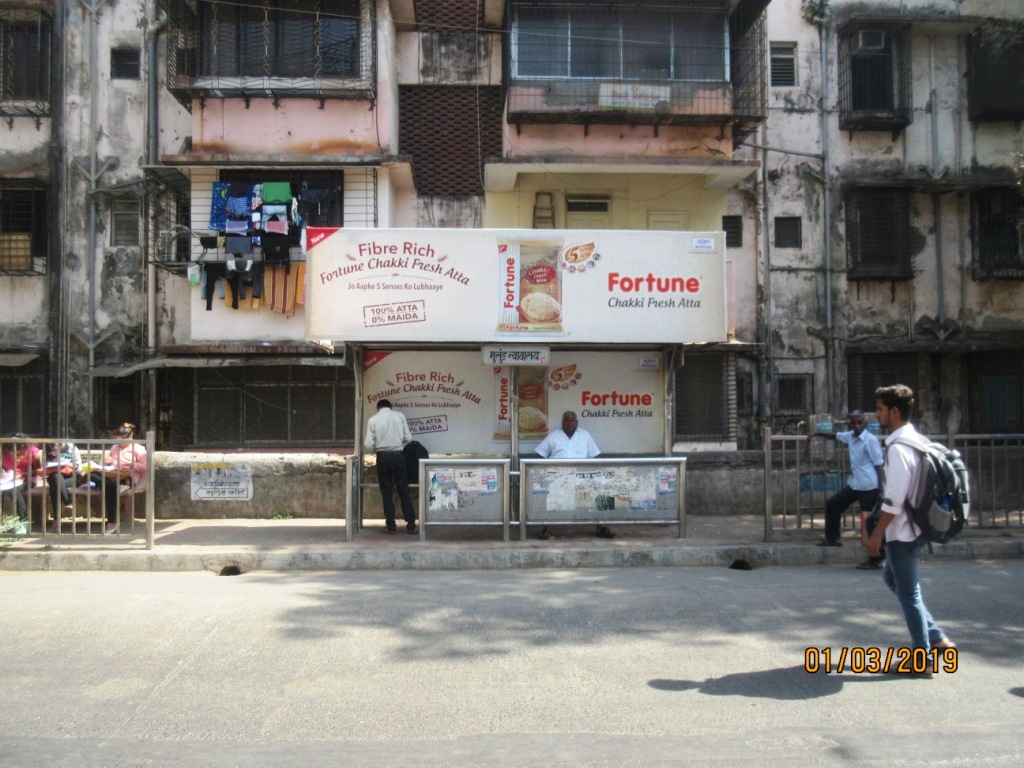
left=854, top=29, right=887, bottom=53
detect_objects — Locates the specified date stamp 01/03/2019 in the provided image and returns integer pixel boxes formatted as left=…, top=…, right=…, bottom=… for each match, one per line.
left=804, top=647, right=959, bottom=674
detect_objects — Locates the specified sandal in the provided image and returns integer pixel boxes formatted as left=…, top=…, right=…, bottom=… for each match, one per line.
left=595, top=526, right=616, bottom=539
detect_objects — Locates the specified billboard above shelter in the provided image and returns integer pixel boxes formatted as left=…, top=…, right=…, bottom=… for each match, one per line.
left=305, top=228, right=726, bottom=344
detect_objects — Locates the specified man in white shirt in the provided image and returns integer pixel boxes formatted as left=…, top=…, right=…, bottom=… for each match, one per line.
left=534, top=411, right=613, bottom=540
left=866, top=384, right=954, bottom=656
left=364, top=400, right=418, bottom=534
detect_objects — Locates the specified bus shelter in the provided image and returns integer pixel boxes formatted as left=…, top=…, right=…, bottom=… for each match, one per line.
left=304, top=228, right=727, bottom=536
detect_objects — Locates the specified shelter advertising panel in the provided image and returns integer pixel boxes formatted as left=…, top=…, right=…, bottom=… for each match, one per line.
left=307, top=228, right=725, bottom=344
left=363, top=350, right=664, bottom=455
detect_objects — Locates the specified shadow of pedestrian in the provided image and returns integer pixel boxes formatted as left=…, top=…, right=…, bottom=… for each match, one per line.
left=649, top=664, right=896, bottom=700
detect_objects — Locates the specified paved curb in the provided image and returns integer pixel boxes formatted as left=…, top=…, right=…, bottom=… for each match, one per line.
left=1, top=538, right=1020, bottom=572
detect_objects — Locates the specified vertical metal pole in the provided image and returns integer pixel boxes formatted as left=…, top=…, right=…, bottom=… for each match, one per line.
left=145, top=430, right=155, bottom=549
left=678, top=457, right=687, bottom=539
left=764, top=427, right=773, bottom=542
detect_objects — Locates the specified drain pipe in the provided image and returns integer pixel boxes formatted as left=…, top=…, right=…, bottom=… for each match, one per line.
left=146, top=8, right=167, bottom=432
left=820, top=26, right=835, bottom=415
left=79, top=0, right=110, bottom=434
left=928, top=36, right=947, bottom=336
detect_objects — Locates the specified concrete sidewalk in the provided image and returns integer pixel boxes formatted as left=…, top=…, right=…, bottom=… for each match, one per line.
left=1, top=514, right=1022, bottom=572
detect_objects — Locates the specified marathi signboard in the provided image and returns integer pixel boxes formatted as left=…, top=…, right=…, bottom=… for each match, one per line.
left=190, top=462, right=254, bottom=501
left=305, top=228, right=725, bottom=344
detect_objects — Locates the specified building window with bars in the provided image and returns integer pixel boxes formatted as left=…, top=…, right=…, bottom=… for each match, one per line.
left=967, top=351, right=1023, bottom=433
left=673, top=354, right=731, bottom=441
left=219, top=170, right=345, bottom=230
left=511, top=3, right=727, bottom=82
left=774, top=216, right=802, bottom=248
left=190, top=365, right=355, bottom=447
left=111, top=48, right=141, bottom=79
left=0, top=184, right=48, bottom=272
left=167, top=0, right=374, bottom=106
left=837, top=26, right=911, bottom=132
left=0, top=10, right=51, bottom=111
left=967, top=32, right=1024, bottom=122
left=845, top=187, right=913, bottom=281
left=971, top=188, right=1024, bottom=279
left=0, top=358, right=46, bottom=435
left=111, top=199, right=141, bottom=247
left=770, top=43, right=796, bottom=87
left=722, top=215, right=743, bottom=248
left=776, top=374, right=811, bottom=415
left=198, top=0, right=362, bottom=78
left=847, top=353, right=919, bottom=415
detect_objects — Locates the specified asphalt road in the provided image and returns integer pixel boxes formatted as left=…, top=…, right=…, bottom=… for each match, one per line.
left=1, top=560, right=1022, bottom=767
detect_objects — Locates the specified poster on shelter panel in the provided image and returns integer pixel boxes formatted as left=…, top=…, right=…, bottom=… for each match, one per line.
left=363, top=350, right=664, bottom=455
left=307, top=228, right=726, bottom=344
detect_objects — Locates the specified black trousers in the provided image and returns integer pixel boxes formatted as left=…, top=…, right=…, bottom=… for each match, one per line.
left=375, top=451, right=416, bottom=530
left=824, top=485, right=879, bottom=542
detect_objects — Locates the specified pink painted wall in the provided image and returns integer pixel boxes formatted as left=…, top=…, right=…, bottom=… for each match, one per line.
left=505, top=123, right=735, bottom=160
left=192, top=93, right=395, bottom=156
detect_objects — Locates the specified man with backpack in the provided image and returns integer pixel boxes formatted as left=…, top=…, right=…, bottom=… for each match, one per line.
left=867, top=384, right=955, bottom=657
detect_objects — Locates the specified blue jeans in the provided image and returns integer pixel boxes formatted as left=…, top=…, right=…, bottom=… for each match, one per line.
left=882, top=538, right=945, bottom=650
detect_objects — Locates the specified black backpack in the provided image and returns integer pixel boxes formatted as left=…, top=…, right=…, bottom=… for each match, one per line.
left=892, top=436, right=970, bottom=546
left=404, top=440, right=429, bottom=484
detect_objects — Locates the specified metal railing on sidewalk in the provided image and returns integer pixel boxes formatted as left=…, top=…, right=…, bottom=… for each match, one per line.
left=764, top=428, right=1024, bottom=539
left=1, top=432, right=155, bottom=548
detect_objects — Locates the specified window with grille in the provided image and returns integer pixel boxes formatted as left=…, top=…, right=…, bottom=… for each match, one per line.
left=97, top=378, right=139, bottom=433
left=722, top=215, right=743, bottom=248
left=512, top=3, right=727, bottom=82
left=971, top=188, right=1024, bottom=279
left=847, top=353, right=919, bottom=416
left=774, top=216, right=801, bottom=248
left=0, top=184, right=48, bottom=272
left=0, top=11, right=51, bottom=109
left=967, top=33, right=1024, bottom=122
left=776, top=374, right=811, bottom=415
left=845, top=187, right=913, bottom=281
left=770, top=43, right=796, bottom=87
left=219, top=170, right=344, bottom=229
left=111, top=199, right=141, bottom=247
left=735, top=371, right=753, bottom=416
left=191, top=365, right=355, bottom=447
left=967, top=352, right=1023, bottom=433
left=165, top=0, right=374, bottom=108
left=673, top=354, right=730, bottom=441
left=0, top=360, right=45, bottom=435
left=111, top=48, right=141, bottom=79
left=198, top=0, right=362, bottom=78
left=837, top=26, right=911, bottom=131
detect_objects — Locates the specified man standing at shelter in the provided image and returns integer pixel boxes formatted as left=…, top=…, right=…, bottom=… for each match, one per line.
left=808, top=410, right=885, bottom=568
left=364, top=399, right=418, bottom=535
left=534, top=410, right=613, bottom=540
left=866, top=384, right=954, bottom=658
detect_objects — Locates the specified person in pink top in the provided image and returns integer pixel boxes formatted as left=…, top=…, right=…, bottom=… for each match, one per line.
left=94, top=423, right=148, bottom=534
left=2, top=435, right=43, bottom=524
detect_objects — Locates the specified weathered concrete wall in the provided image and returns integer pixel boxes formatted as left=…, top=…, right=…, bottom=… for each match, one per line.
left=151, top=453, right=350, bottom=520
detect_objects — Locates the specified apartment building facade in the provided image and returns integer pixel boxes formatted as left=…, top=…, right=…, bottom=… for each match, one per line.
left=731, top=0, right=1024, bottom=440
left=1, top=0, right=1020, bottom=453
